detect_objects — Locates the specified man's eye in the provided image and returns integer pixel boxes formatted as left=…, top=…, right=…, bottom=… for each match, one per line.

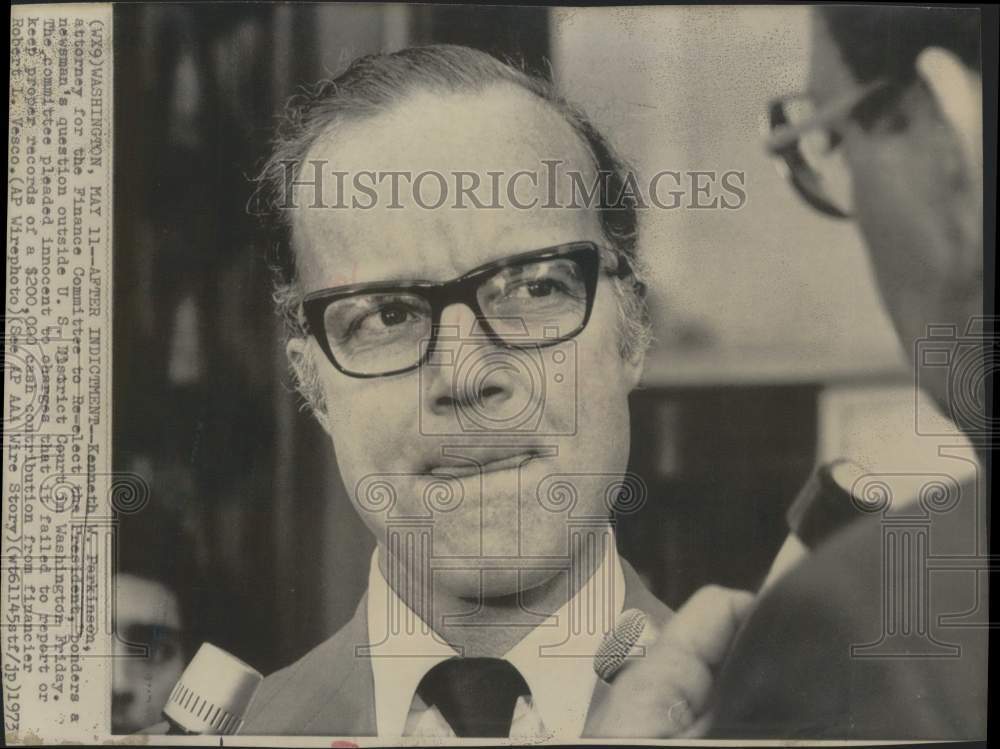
left=528, top=280, right=557, bottom=298
left=352, top=303, right=421, bottom=336
left=512, top=279, right=568, bottom=299
left=376, top=306, right=410, bottom=326
left=150, top=642, right=179, bottom=664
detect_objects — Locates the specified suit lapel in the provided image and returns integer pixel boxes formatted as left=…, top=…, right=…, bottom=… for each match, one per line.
left=269, top=557, right=667, bottom=736
left=300, top=593, right=377, bottom=735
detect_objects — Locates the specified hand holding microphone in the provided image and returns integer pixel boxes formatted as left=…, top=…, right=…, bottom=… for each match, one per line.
left=584, top=460, right=871, bottom=738
left=584, top=586, right=755, bottom=738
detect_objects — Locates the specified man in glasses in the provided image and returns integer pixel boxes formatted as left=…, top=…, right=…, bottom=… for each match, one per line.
left=241, top=45, right=752, bottom=738
left=708, top=5, right=989, bottom=738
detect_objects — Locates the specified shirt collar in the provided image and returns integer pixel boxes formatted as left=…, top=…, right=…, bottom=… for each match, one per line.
left=366, top=527, right=625, bottom=739
left=367, top=551, right=457, bottom=738
left=505, top=528, right=625, bottom=737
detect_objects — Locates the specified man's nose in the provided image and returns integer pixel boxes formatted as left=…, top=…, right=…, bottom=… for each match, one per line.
left=427, top=303, right=514, bottom=415
left=111, top=653, right=137, bottom=718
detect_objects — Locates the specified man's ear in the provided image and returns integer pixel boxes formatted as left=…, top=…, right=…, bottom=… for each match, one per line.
left=916, top=47, right=982, bottom=183
left=286, top=336, right=308, bottom=376
left=623, top=344, right=647, bottom=392
left=286, top=337, right=332, bottom=433
left=916, top=47, right=983, bottom=274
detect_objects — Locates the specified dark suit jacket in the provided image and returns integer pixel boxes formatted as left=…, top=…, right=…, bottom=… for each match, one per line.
left=709, top=485, right=989, bottom=740
left=241, top=557, right=671, bottom=735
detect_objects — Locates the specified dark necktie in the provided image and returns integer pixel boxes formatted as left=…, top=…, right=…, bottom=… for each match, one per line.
left=415, top=657, right=531, bottom=737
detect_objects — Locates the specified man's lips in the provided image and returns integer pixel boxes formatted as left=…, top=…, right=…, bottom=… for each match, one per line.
left=426, top=450, right=542, bottom=478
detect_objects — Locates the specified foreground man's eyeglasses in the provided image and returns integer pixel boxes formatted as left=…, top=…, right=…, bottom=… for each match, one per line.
left=300, top=241, right=640, bottom=378
left=766, top=79, right=893, bottom=219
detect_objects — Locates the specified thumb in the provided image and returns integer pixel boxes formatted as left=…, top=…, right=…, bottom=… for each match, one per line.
left=660, top=585, right=755, bottom=667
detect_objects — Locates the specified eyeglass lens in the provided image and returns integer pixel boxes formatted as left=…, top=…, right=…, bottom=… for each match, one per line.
left=321, top=255, right=590, bottom=375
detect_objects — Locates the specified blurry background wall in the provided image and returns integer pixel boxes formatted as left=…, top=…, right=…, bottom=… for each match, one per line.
left=114, top=4, right=957, bottom=676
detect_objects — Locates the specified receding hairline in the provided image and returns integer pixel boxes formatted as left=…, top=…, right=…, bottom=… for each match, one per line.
left=289, top=80, right=604, bottom=256
left=299, top=80, right=598, bottom=175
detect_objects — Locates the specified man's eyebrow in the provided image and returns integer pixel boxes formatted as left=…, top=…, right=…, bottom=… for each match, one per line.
left=311, top=243, right=583, bottom=293
left=336, top=252, right=504, bottom=287
left=310, top=270, right=436, bottom=293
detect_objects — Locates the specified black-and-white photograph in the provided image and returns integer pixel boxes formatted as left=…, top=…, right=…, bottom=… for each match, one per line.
left=5, top=3, right=994, bottom=744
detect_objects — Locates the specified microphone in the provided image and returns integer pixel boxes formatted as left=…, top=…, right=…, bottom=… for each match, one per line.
left=760, top=459, right=870, bottom=591
left=137, top=643, right=263, bottom=735
left=594, top=608, right=655, bottom=683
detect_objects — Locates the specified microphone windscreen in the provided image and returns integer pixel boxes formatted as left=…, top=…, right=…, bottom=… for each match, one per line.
left=162, top=643, right=262, bottom=735
left=594, top=608, right=648, bottom=683
left=786, top=459, right=869, bottom=548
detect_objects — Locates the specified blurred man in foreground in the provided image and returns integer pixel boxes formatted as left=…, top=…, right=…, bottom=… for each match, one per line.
left=708, top=5, right=990, bottom=738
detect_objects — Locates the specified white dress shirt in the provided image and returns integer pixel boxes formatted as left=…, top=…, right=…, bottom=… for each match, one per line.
left=366, top=529, right=626, bottom=739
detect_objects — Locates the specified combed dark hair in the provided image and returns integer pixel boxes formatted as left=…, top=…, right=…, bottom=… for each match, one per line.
left=820, top=5, right=981, bottom=84
left=253, top=44, right=651, bottom=415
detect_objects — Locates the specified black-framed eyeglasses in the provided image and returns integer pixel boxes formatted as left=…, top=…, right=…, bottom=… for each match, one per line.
left=300, top=241, right=640, bottom=378
left=766, top=79, right=894, bottom=219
